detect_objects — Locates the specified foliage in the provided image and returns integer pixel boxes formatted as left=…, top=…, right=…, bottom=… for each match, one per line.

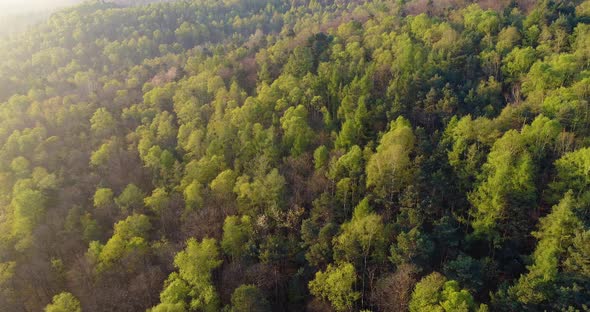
left=507, top=192, right=589, bottom=310
left=366, top=117, right=416, bottom=202
left=0, top=0, right=588, bottom=310
left=152, top=238, right=223, bottom=311
left=409, top=272, right=482, bottom=312
left=221, top=215, right=254, bottom=260
left=309, top=262, right=360, bottom=312
left=44, top=292, right=82, bottom=312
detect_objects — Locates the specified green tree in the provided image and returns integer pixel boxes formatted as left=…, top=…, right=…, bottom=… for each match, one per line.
left=11, top=186, right=46, bottom=251
left=88, top=214, right=151, bottom=271
left=44, top=292, right=81, bottom=312
left=210, top=169, right=237, bottom=199
left=313, top=145, right=329, bottom=169
left=234, top=169, right=285, bottom=218
left=330, top=145, right=365, bottom=213
left=551, top=147, right=590, bottom=209
left=496, top=26, right=521, bottom=55
left=90, top=107, right=116, bottom=139
left=564, top=230, right=590, bottom=278
left=302, top=221, right=337, bottom=267
left=10, top=156, right=30, bottom=178
left=94, top=188, right=114, bottom=209
left=144, top=187, right=169, bottom=214
left=336, top=98, right=368, bottom=149
left=468, top=131, right=535, bottom=246
left=470, top=116, right=561, bottom=246
left=333, top=198, right=388, bottom=265
left=366, top=117, right=416, bottom=202
left=389, top=227, right=434, bottom=268
left=285, top=46, right=313, bottom=77
left=522, top=54, right=579, bottom=96
left=508, top=192, right=586, bottom=308
left=502, top=47, right=537, bottom=82
left=280, top=105, right=314, bottom=156
left=410, top=272, right=481, bottom=312
left=183, top=180, right=203, bottom=210
left=221, top=215, right=254, bottom=260
left=462, top=4, right=500, bottom=37
left=409, top=272, right=446, bottom=312
left=152, top=238, right=223, bottom=311
left=90, top=140, right=116, bottom=167
left=443, top=255, right=485, bottom=292
left=115, top=184, right=145, bottom=214
left=309, top=262, right=360, bottom=312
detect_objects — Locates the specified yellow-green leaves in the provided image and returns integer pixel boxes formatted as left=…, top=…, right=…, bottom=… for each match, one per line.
left=333, top=198, right=387, bottom=265
left=552, top=147, right=590, bottom=206
left=410, top=272, right=480, bottom=312
left=468, top=130, right=535, bottom=245
left=44, top=292, right=81, bottom=312
left=309, top=262, right=360, bottom=312
left=93, top=188, right=114, bottom=209
left=280, top=105, right=314, bottom=156
left=115, top=184, right=145, bottom=214
left=144, top=187, right=170, bottom=214
left=11, top=187, right=46, bottom=251
left=221, top=215, right=254, bottom=260
left=469, top=116, right=562, bottom=246
left=234, top=168, right=285, bottom=218
left=509, top=192, right=584, bottom=305
left=88, top=214, right=151, bottom=271
left=90, top=107, right=116, bottom=139
left=152, top=238, right=223, bottom=312
left=366, top=116, right=416, bottom=202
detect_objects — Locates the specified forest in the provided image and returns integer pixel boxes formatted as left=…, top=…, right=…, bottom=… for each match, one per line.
left=0, top=0, right=589, bottom=311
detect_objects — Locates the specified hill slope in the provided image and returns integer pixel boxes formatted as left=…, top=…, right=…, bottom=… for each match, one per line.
left=0, top=0, right=589, bottom=311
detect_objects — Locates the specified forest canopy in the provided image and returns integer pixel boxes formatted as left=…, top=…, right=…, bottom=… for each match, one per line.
left=0, top=0, right=589, bottom=311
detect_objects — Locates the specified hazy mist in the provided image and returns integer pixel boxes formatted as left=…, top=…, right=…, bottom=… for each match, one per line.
left=0, top=0, right=83, bottom=15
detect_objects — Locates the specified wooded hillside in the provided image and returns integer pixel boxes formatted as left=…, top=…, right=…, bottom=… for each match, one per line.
left=0, top=0, right=589, bottom=311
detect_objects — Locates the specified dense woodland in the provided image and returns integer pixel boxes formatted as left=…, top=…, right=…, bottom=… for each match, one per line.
left=0, top=0, right=589, bottom=311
